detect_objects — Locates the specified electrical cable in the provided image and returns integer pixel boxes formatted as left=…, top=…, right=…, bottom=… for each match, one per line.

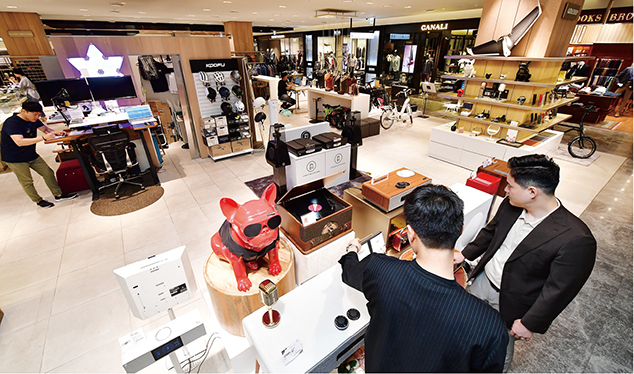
left=175, top=332, right=222, bottom=374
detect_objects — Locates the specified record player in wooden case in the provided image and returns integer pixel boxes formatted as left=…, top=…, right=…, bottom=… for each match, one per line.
left=277, top=172, right=353, bottom=254
left=361, top=168, right=432, bottom=212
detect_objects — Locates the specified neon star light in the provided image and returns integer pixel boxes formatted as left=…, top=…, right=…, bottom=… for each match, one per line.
left=68, top=44, right=124, bottom=78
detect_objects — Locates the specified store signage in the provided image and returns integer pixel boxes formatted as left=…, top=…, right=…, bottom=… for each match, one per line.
left=390, top=33, right=410, bottom=40
left=562, top=3, right=581, bottom=20
left=420, top=23, right=448, bottom=31
left=190, top=59, right=238, bottom=73
left=578, top=7, right=633, bottom=24
left=350, top=32, right=375, bottom=39
left=68, top=44, right=124, bottom=78
left=7, top=30, right=34, bottom=37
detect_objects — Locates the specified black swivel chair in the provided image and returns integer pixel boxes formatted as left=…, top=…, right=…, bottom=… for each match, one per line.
left=88, top=125, right=145, bottom=199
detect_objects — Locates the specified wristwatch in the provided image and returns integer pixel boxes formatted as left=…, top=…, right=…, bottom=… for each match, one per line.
left=346, top=243, right=359, bottom=253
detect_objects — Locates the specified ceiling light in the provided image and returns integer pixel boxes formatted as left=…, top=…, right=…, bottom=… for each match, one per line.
left=405, top=6, right=411, bottom=8
left=6, top=5, right=17, bottom=9
left=253, top=12, right=258, bottom=14
left=231, top=10, right=239, bottom=13
left=273, top=13, right=281, bottom=16
left=426, top=9, right=435, bottom=12
left=79, top=8, right=88, bottom=11
left=189, top=14, right=196, bottom=17
left=293, top=14, right=298, bottom=17
left=382, top=4, right=393, bottom=8
left=360, top=12, right=365, bottom=14
left=342, top=0, right=353, bottom=2
left=269, top=18, right=274, bottom=21
left=109, top=2, right=126, bottom=6
left=279, top=5, right=286, bottom=7
left=366, top=2, right=373, bottom=4
left=223, top=1, right=232, bottom=3
left=203, top=8, right=210, bottom=11
left=139, top=11, right=146, bottom=14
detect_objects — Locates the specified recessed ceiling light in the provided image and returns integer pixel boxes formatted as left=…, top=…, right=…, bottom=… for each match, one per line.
left=426, top=9, right=435, bottom=12
left=366, top=2, right=373, bottom=4
left=189, top=14, right=196, bottom=17
left=273, top=13, right=281, bottom=16
left=302, top=20, right=305, bottom=22
left=223, top=1, right=232, bottom=3
left=279, top=5, right=286, bottom=8
left=405, top=5, right=411, bottom=8
left=230, top=10, right=238, bottom=13
left=232, top=16, right=238, bottom=18
left=253, top=12, right=258, bottom=14
left=139, top=11, right=146, bottom=14
left=269, top=18, right=274, bottom=21
left=293, top=14, right=298, bottom=17
left=84, top=14, right=91, bottom=17
left=360, top=12, right=365, bottom=14
left=342, top=0, right=353, bottom=2
left=79, top=8, right=88, bottom=11
left=203, top=8, right=210, bottom=11
left=6, top=5, right=17, bottom=9
left=86, top=19, right=93, bottom=21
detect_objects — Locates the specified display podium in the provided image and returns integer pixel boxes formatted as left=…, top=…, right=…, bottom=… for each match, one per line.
left=204, top=238, right=296, bottom=336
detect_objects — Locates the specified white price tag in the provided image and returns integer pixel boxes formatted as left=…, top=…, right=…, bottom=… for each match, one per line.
left=281, top=339, right=303, bottom=365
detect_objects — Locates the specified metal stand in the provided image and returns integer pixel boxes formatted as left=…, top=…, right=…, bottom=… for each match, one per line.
left=419, top=93, right=430, bottom=119
left=309, top=97, right=322, bottom=123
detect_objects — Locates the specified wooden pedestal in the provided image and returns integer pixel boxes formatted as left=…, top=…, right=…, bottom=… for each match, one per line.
left=204, top=238, right=296, bottom=336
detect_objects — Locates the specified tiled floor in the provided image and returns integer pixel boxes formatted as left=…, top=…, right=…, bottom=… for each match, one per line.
left=0, top=98, right=631, bottom=372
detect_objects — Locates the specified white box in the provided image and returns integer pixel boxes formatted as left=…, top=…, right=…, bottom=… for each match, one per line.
left=217, top=125, right=229, bottom=136
left=286, top=151, right=326, bottom=189
left=324, top=144, right=351, bottom=188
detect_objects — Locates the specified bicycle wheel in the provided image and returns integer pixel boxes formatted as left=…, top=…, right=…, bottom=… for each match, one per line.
left=568, top=136, right=597, bottom=159
left=380, top=111, right=395, bottom=129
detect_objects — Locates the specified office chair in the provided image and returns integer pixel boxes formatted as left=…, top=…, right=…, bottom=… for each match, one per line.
left=88, top=125, right=145, bottom=199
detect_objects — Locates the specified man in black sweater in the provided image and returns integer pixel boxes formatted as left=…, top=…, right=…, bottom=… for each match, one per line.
left=340, top=185, right=508, bottom=372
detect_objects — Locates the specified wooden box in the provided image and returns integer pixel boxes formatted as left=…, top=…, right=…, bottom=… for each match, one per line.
left=210, top=142, right=232, bottom=157
left=231, top=139, right=251, bottom=152
left=361, top=167, right=432, bottom=212
left=277, top=172, right=353, bottom=254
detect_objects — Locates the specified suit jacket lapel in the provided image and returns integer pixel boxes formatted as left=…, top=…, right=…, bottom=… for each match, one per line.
left=507, top=206, right=571, bottom=262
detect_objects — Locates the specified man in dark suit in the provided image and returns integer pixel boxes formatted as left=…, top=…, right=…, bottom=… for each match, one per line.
left=340, top=185, right=508, bottom=372
left=454, top=154, right=597, bottom=371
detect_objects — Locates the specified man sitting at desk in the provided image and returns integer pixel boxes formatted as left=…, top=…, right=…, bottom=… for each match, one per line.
left=277, top=72, right=296, bottom=115
left=339, top=184, right=508, bottom=372
left=1, top=102, right=77, bottom=208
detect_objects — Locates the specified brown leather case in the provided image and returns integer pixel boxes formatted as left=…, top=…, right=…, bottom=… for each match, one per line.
left=361, top=167, right=432, bottom=212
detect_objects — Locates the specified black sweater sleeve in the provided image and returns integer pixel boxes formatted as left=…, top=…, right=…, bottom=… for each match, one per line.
left=338, top=252, right=373, bottom=292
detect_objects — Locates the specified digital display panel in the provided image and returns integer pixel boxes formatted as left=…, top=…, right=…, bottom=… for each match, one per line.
left=151, top=336, right=183, bottom=361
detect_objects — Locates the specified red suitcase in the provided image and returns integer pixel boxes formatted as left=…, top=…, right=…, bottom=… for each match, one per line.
left=56, top=159, right=90, bottom=194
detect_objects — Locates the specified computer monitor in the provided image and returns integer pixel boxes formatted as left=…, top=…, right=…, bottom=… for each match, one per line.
left=34, top=78, right=92, bottom=107
left=87, top=76, right=137, bottom=101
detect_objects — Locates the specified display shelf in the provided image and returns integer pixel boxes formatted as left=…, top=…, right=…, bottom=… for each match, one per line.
left=440, top=74, right=587, bottom=88
left=210, top=148, right=253, bottom=161
left=444, top=55, right=594, bottom=62
left=437, top=93, right=579, bottom=112
left=433, top=112, right=573, bottom=134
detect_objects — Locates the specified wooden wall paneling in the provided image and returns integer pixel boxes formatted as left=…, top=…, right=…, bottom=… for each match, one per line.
left=597, top=23, right=634, bottom=43
left=0, top=12, right=53, bottom=56
left=224, top=21, right=255, bottom=52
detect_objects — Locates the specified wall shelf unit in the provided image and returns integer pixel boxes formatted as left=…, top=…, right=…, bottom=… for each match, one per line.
left=430, top=55, right=588, bottom=169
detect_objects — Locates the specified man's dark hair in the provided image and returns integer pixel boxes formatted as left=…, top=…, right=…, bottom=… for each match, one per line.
left=508, top=154, right=560, bottom=196
left=13, top=68, right=24, bottom=76
left=281, top=71, right=289, bottom=79
left=22, top=101, right=43, bottom=113
left=403, top=184, right=464, bottom=249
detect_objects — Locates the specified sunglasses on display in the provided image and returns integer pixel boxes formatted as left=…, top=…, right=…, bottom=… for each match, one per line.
left=243, top=215, right=282, bottom=237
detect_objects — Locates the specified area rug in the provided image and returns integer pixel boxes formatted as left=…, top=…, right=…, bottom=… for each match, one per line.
left=90, top=174, right=164, bottom=216
left=551, top=144, right=600, bottom=166
left=245, top=174, right=372, bottom=199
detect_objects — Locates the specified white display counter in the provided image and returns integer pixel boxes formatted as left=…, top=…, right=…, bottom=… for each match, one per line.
left=307, top=87, right=370, bottom=120
left=242, top=264, right=369, bottom=373
left=429, top=122, right=564, bottom=170
left=254, top=75, right=281, bottom=101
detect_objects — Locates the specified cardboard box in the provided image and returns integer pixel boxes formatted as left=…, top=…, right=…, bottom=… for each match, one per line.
left=231, top=139, right=251, bottom=152
left=210, top=143, right=232, bottom=157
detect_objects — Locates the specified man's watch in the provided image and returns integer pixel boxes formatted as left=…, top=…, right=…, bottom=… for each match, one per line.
left=346, top=243, right=359, bottom=253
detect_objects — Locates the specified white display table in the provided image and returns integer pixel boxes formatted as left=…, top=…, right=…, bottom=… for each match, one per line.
left=428, top=122, right=564, bottom=170
left=307, top=87, right=370, bottom=120
left=254, top=76, right=281, bottom=101
left=449, top=183, right=494, bottom=251
left=286, top=230, right=356, bottom=285
left=242, top=264, right=369, bottom=373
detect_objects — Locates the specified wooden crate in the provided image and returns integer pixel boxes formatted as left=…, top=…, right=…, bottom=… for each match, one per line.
left=148, top=100, right=176, bottom=143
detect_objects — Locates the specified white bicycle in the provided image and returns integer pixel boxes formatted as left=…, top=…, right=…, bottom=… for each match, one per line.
left=380, top=88, right=415, bottom=129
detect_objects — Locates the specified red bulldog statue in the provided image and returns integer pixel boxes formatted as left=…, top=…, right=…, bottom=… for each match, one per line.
left=211, top=184, right=283, bottom=292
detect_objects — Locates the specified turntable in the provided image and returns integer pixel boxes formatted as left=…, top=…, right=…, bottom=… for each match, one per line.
left=286, top=138, right=323, bottom=157
left=361, top=168, right=432, bottom=212
left=277, top=171, right=352, bottom=254
left=312, top=132, right=345, bottom=149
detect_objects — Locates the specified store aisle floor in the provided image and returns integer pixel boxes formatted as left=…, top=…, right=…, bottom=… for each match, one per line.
left=0, top=110, right=630, bottom=373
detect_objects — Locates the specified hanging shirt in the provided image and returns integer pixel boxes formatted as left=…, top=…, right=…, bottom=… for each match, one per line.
left=18, top=76, right=39, bottom=100
left=390, top=55, right=401, bottom=72
left=167, top=72, right=178, bottom=94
